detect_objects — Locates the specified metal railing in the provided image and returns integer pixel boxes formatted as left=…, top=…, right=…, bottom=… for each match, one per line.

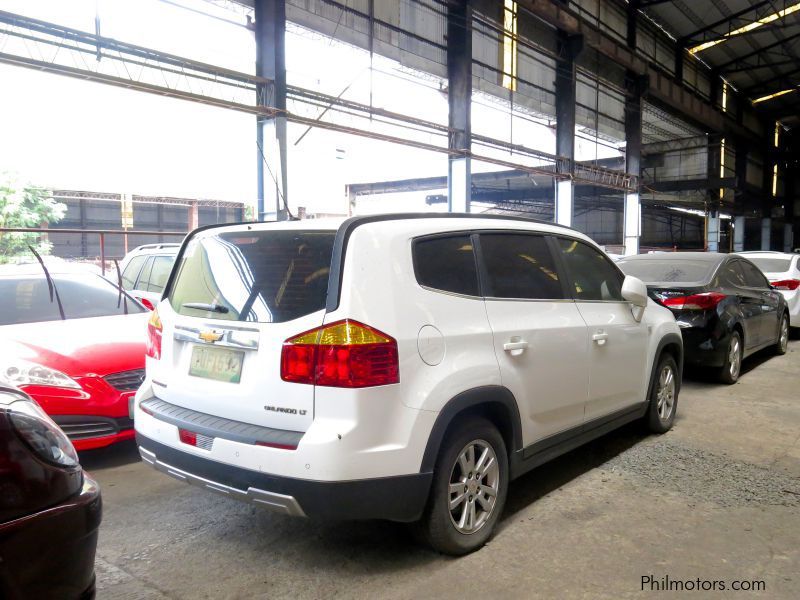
left=0, top=227, right=187, bottom=275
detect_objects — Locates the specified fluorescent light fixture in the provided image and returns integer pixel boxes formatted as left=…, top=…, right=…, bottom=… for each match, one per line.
left=689, top=2, right=800, bottom=54
left=752, top=88, right=797, bottom=104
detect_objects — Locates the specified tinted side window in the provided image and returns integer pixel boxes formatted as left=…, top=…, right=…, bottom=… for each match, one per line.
left=739, top=260, right=769, bottom=288
left=136, top=256, right=154, bottom=289
left=480, top=234, right=563, bottom=299
left=414, top=235, right=479, bottom=296
left=147, top=256, right=174, bottom=293
left=121, top=255, right=146, bottom=289
left=557, top=238, right=624, bottom=301
left=720, top=261, right=746, bottom=287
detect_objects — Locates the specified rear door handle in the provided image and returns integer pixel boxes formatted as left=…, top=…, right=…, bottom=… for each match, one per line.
left=503, top=340, right=529, bottom=352
left=592, top=332, right=609, bottom=346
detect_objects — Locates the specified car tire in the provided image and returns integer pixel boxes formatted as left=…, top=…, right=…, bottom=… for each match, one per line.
left=775, top=312, right=789, bottom=356
left=417, top=417, right=508, bottom=556
left=645, top=353, right=679, bottom=434
left=719, top=330, right=743, bottom=384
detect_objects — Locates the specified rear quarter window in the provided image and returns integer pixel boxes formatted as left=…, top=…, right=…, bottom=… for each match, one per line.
left=168, top=230, right=336, bottom=323
left=413, top=235, right=480, bottom=296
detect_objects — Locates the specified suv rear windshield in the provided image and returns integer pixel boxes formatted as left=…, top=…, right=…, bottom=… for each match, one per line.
left=168, top=230, right=336, bottom=323
left=618, top=259, right=716, bottom=284
left=0, top=274, right=145, bottom=325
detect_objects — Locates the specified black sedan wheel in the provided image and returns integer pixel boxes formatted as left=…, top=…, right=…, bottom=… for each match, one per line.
left=719, top=331, right=742, bottom=385
left=775, top=313, right=789, bottom=356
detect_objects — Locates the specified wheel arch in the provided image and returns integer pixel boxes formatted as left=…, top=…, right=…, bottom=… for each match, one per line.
left=648, top=333, right=684, bottom=399
left=419, top=386, right=522, bottom=474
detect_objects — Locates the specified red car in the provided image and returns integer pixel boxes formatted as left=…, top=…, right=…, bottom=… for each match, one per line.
left=0, top=262, right=148, bottom=450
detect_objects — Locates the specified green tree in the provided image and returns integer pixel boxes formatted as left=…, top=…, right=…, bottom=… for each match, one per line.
left=0, top=174, right=66, bottom=263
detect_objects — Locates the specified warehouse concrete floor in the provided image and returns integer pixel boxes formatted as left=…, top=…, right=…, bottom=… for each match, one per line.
left=84, top=340, right=800, bottom=599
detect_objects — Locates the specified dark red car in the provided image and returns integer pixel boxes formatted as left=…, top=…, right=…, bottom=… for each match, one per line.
left=0, top=263, right=148, bottom=450
left=0, top=384, right=101, bottom=599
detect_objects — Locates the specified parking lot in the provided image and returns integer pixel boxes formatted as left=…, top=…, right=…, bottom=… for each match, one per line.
left=84, top=341, right=800, bottom=600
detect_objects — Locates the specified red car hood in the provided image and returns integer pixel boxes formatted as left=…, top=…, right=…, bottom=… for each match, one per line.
left=0, top=313, right=148, bottom=377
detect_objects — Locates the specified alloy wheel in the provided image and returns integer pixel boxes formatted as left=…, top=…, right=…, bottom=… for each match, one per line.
left=448, top=439, right=500, bottom=535
left=656, top=363, right=676, bottom=421
left=729, top=336, right=741, bottom=380
left=780, top=316, right=789, bottom=353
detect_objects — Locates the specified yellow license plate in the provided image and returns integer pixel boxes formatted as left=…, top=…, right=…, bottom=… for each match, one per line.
left=189, top=345, right=244, bottom=383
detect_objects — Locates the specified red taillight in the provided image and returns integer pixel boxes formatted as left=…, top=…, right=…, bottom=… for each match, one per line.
left=178, top=428, right=197, bottom=446
left=662, top=292, right=726, bottom=310
left=146, top=308, right=163, bottom=359
left=139, top=297, right=155, bottom=310
left=771, top=279, right=800, bottom=291
left=280, top=319, right=399, bottom=388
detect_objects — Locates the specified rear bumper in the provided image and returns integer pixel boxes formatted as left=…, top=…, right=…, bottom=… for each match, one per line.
left=0, top=475, right=101, bottom=600
left=136, top=433, right=432, bottom=522
left=680, top=326, right=730, bottom=368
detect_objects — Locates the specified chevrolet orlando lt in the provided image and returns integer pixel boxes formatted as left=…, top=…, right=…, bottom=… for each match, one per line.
left=133, top=214, right=683, bottom=555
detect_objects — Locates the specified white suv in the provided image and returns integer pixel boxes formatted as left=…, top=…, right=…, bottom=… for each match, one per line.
left=119, top=243, right=181, bottom=309
left=133, top=214, right=682, bottom=555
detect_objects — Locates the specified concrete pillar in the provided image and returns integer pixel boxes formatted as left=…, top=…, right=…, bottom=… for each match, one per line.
left=733, top=216, right=745, bottom=252
left=255, top=0, right=288, bottom=221
left=624, top=74, right=647, bottom=256
left=188, top=201, right=199, bottom=231
left=447, top=0, right=472, bottom=213
left=555, top=180, right=573, bottom=226
left=554, top=32, right=582, bottom=227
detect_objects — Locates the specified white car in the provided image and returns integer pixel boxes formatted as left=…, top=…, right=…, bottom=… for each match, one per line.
left=118, top=243, right=181, bottom=309
left=737, top=251, right=800, bottom=329
left=133, top=214, right=682, bottom=555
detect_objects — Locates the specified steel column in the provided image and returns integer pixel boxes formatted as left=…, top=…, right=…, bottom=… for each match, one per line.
left=706, top=133, right=722, bottom=252
left=554, top=32, right=582, bottom=226
left=255, top=0, right=288, bottom=221
left=624, top=74, right=647, bottom=256
left=761, top=143, right=773, bottom=251
left=447, top=0, right=472, bottom=213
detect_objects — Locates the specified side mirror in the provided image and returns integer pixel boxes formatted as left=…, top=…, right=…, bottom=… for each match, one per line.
left=622, top=275, right=648, bottom=322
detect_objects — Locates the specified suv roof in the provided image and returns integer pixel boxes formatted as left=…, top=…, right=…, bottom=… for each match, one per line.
left=128, top=243, right=181, bottom=253
left=161, top=212, right=585, bottom=315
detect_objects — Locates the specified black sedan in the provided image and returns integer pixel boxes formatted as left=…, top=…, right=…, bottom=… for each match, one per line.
left=0, top=385, right=101, bottom=599
left=618, top=252, right=790, bottom=384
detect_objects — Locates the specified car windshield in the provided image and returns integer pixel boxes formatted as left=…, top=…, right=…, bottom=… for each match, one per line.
left=745, top=257, right=792, bottom=273
left=168, top=229, right=336, bottom=323
left=0, top=274, right=145, bottom=325
left=618, top=259, right=716, bottom=284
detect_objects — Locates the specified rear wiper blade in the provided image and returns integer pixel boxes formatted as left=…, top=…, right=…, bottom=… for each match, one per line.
left=28, top=245, right=66, bottom=320
left=182, top=302, right=229, bottom=314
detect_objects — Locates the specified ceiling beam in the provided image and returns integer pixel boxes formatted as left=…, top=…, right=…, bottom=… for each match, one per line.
left=682, top=1, right=772, bottom=45
left=715, top=31, right=800, bottom=71
left=742, top=65, right=800, bottom=94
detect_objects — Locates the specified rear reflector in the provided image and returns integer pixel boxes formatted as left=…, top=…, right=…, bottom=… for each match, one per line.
left=771, top=279, right=800, bottom=291
left=178, top=429, right=197, bottom=446
left=256, top=441, right=298, bottom=451
left=281, top=319, right=399, bottom=388
left=662, top=292, right=726, bottom=310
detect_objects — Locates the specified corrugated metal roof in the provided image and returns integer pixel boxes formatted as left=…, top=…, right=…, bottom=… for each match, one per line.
left=643, top=0, right=800, bottom=125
